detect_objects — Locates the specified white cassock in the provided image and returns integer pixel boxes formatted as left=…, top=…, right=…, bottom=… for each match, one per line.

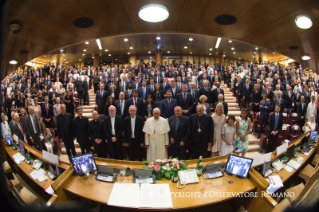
left=306, top=101, right=317, bottom=121
left=143, top=117, right=170, bottom=161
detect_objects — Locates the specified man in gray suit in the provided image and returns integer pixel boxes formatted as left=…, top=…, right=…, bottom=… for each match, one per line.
left=53, top=97, right=61, bottom=125
left=26, top=106, right=42, bottom=150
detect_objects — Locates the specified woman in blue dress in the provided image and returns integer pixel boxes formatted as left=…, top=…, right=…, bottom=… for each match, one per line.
left=235, top=108, right=251, bottom=157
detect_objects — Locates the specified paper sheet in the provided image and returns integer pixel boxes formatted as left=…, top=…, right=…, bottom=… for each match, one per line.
left=287, top=160, right=301, bottom=170
left=108, top=183, right=139, bottom=208
left=284, top=165, right=294, bottom=173
left=276, top=142, right=288, bottom=155
left=13, top=152, right=25, bottom=164
left=284, top=139, right=290, bottom=143
left=250, top=152, right=272, bottom=166
left=268, top=175, right=283, bottom=187
left=30, top=169, right=45, bottom=180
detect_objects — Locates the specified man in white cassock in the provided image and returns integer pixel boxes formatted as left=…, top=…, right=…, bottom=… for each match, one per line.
left=306, top=95, right=317, bottom=121
left=143, top=108, right=170, bottom=161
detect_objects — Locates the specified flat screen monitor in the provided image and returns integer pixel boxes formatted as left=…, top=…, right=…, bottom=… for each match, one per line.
left=19, top=142, right=25, bottom=157
left=225, top=154, right=253, bottom=178
left=5, top=135, right=13, bottom=145
left=71, top=153, right=97, bottom=176
left=286, top=144, right=296, bottom=161
left=310, top=131, right=318, bottom=142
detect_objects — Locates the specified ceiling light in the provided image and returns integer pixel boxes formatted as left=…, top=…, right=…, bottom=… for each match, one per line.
left=229, top=40, right=232, bottom=43
left=105, top=49, right=108, bottom=52
left=127, top=52, right=130, bottom=54
left=150, top=57, right=152, bottom=58
left=209, top=48, right=213, bottom=51
left=190, top=52, right=192, bottom=54
left=156, top=36, right=161, bottom=40
left=295, top=15, right=312, bottom=29
left=273, top=52, right=275, bottom=54
left=138, top=4, right=169, bottom=22
left=96, top=39, right=102, bottom=50
left=63, top=54, right=65, bottom=56
left=115, top=59, right=117, bottom=60
left=239, top=58, right=241, bottom=59
left=301, top=55, right=311, bottom=60
left=85, top=41, right=89, bottom=44
left=83, top=49, right=86, bottom=51
left=64, top=58, right=66, bottom=60
left=60, top=49, right=63, bottom=52
left=124, top=38, right=128, bottom=42
left=231, top=47, right=234, bottom=50
left=79, top=59, right=81, bottom=61
left=209, top=53, right=211, bottom=55
left=66, top=62, right=68, bottom=63
left=92, top=57, right=94, bottom=58
left=82, top=54, right=85, bottom=56
left=184, top=46, right=188, bottom=49
left=44, top=55, right=46, bottom=57
left=167, top=51, right=170, bottom=53
left=9, top=60, right=18, bottom=65
left=8, top=21, right=22, bottom=34
left=189, top=38, right=193, bottom=41
left=233, top=52, right=236, bottom=54
left=108, top=54, right=111, bottom=56
left=130, top=47, right=133, bottom=49
left=255, top=47, right=258, bottom=50
left=166, top=57, right=168, bottom=58
left=253, top=52, right=256, bottom=54
left=215, top=37, right=221, bottom=48
left=223, top=55, right=226, bottom=57
left=148, top=51, right=151, bottom=53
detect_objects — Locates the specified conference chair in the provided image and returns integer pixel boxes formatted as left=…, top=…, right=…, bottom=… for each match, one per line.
left=288, top=124, right=302, bottom=142
left=259, top=126, right=269, bottom=149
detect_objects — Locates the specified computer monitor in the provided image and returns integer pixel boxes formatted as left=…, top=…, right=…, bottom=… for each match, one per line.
left=5, top=135, right=13, bottom=145
left=225, top=154, right=253, bottom=178
left=19, top=142, right=25, bottom=157
left=71, top=153, right=97, bottom=176
left=286, top=144, right=296, bottom=161
left=309, top=131, right=318, bottom=144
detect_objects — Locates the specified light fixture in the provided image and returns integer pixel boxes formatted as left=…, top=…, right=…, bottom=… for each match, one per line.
left=66, top=62, right=68, bottom=63
left=253, top=52, right=256, bottom=54
left=60, top=49, right=63, bottom=52
left=167, top=51, right=170, bottom=53
left=63, top=54, right=65, bottom=56
left=209, top=53, right=211, bottom=55
left=82, top=54, right=85, bottom=56
left=8, top=21, right=22, bottom=34
left=9, top=60, right=18, bottom=65
left=239, top=58, right=241, bottom=59
left=148, top=51, right=151, bottom=53
left=124, top=38, right=128, bottom=42
left=215, top=37, right=221, bottom=48
left=105, top=49, right=108, bottom=52
left=96, top=39, right=102, bottom=50
left=138, top=4, right=169, bottom=22
left=79, top=59, right=81, bottom=61
left=189, top=38, right=193, bottom=41
left=115, top=59, right=117, bottom=60
left=150, top=57, right=152, bottom=58
left=301, top=55, right=311, bottom=60
left=127, top=52, right=130, bottom=54
left=166, top=57, right=168, bottom=58
left=273, top=52, right=275, bottom=54
left=156, top=36, right=161, bottom=40
left=223, top=55, right=226, bottom=57
left=85, top=41, right=89, bottom=44
left=64, top=58, right=66, bottom=60
left=92, top=57, right=94, bottom=58
left=229, top=40, right=232, bottom=43
left=231, top=47, right=234, bottom=50
left=130, top=47, right=133, bottom=49
left=295, top=15, right=312, bottom=29
left=108, top=54, right=111, bottom=56
left=83, top=49, right=86, bottom=51
left=44, top=55, right=46, bottom=57
left=209, top=48, right=213, bottom=51
left=184, top=46, right=188, bottom=49
left=255, top=47, right=258, bottom=50
left=233, top=52, right=236, bottom=54
left=190, top=52, right=192, bottom=54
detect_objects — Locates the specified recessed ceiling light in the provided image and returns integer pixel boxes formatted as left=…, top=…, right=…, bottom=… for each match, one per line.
left=115, top=59, right=117, bottom=60
left=63, top=54, right=65, bottom=56
left=64, top=59, right=66, bottom=60
left=166, top=57, right=168, bottom=58
left=156, top=36, right=161, bottom=40
left=223, top=55, right=226, bottom=57
left=148, top=51, right=151, bottom=53
left=273, top=52, right=275, bottom=54
left=85, top=41, right=89, bottom=44
left=9, top=60, right=18, bottom=65
left=44, top=55, right=46, bottom=57
left=66, top=62, right=68, bottom=63
left=82, top=54, right=85, bottom=56
left=231, top=47, right=234, bottom=50
left=79, top=59, right=81, bottom=61
left=209, top=53, right=211, bottom=55
left=150, top=57, right=152, bottom=58
left=189, top=38, right=193, bottom=41
left=215, top=37, right=221, bottom=48
left=229, top=40, right=232, bottom=43
left=184, top=46, right=188, bottom=49
left=295, top=15, right=312, bottom=29
left=105, top=49, right=108, bottom=52
left=253, top=56, right=255, bottom=58
left=167, top=51, right=170, bottom=53
left=190, top=52, right=192, bottom=54
left=96, top=39, right=102, bottom=50
left=127, top=52, right=130, bottom=54
left=209, top=48, right=213, bottom=51
left=301, top=55, right=311, bottom=60
left=8, top=21, right=22, bottom=34
left=233, top=52, right=236, bottom=54
left=255, top=47, right=258, bottom=50
left=253, top=52, right=256, bottom=54
left=83, top=49, right=86, bottom=51
left=108, top=54, right=111, bottom=56
left=138, top=4, right=169, bottom=22
left=60, top=49, right=63, bottom=52
left=92, top=57, right=94, bottom=58
left=239, top=58, right=241, bottom=59
left=130, top=47, right=133, bottom=49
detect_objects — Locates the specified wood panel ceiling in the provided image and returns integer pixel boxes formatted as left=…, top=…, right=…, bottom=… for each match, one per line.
left=1, top=0, right=319, bottom=78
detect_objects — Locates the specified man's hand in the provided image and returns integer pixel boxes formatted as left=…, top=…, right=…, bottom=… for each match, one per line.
left=59, top=138, right=62, bottom=142
left=243, top=96, right=245, bottom=99
left=124, top=143, right=128, bottom=147
left=145, top=145, right=149, bottom=149
left=180, top=141, right=184, bottom=146
left=111, top=137, right=117, bottom=142
left=273, top=131, right=278, bottom=136
left=170, top=138, right=175, bottom=144
left=208, top=142, right=212, bottom=147
left=301, top=116, right=304, bottom=119
left=140, top=143, right=144, bottom=147
left=165, top=145, right=169, bottom=148
left=30, top=138, right=34, bottom=143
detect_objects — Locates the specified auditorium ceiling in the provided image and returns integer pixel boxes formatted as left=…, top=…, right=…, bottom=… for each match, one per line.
left=1, top=0, right=319, bottom=78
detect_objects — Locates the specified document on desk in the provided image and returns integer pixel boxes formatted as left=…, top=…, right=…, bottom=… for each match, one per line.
left=30, top=169, right=45, bottom=180
left=13, top=152, right=25, bottom=164
left=108, top=183, right=173, bottom=209
left=276, top=142, right=288, bottom=155
left=250, top=152, right=272, bottom=166
left=287, top=160, right=301, bottom=170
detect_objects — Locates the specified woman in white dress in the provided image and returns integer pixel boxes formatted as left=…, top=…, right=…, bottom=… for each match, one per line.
left=1, top=115, right=11, bottom=138
left=211, top=103, right=226, bottom=157
left=303, top=115, right=316, bottom=133
left=220, top=115, right=236, bottom=156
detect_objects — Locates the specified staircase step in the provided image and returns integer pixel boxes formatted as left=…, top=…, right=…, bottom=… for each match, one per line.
left=248, top=144, right=260, bottom=152
left=61, top=147, right=82, bottom=155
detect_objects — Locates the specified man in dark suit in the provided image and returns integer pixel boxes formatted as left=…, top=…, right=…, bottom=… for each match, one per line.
left=41, top=96, right=54, bottom=128
left=160, top=89, right=178, bottom=119
left=258, top=94, right=271, bottom=139
left=127, top=89, right=143, bottom=117
left=49, top=87, right=59, bottom=105
left=160, top=77, right=171, bottom=92
left=124, top=83, right=133, bottom=100
left=169, top=80, right=181, bottom=99
left=242, top=78, right=252, bottom=109
left=114, top=92, right=128, bottom=119
left=213, top=94, right=228, bottom=116
left=107, top=77, right=119, bottom=91
left=176, top=84, right=193, bottom=116
left=199, top=80, right=212, bottom=105
left=138, top=80, right=151, bottom=102
left=189, top=105, right=214, bottom=158
left=168, top=106, right=190, bottom=160
left=57, top=104, right=75, bottom=160
left=132, top=77, right=142, bottom=90
left=124, top=105, right=145, bottom=161
left=297, top=96, right=307, bottom=127
left=283, top=85, right=293, bottom=115
left=95, top=84, right=107, bottom=114
left=189, top=82, right=200, bottom=113
left=273, top=91, right=285, bottom=113
left=72, top=107, right=90, bottom=154
left=211, top=82, right=224, bottom=106
left=104, top=106, right=124, bottom=160
left=12, top=113, right=24, bottom=141
left=294, top=88, right=303, bottom=112
left=154, top=72, right=162, bottom=84
left=267, top=104, right=283, bottom=153
left=26, top=106, right=42, bottom=150
left=211, top=71, right=221, bottom=83
left=88, top=110, right=106, bottom=158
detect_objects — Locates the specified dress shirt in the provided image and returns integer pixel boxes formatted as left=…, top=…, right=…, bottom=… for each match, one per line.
left=111, top=116, right=115, bottom=135
left=131, top=116, right=136, bottom=138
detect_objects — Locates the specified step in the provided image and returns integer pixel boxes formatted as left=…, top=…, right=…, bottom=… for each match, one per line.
left=248, top=144, right=260, bottom=152
left=227, top=111, right=241, bottom=116
left=83, top=105, right=96, bottom=109
left=61, top=147, right=82, bottom=155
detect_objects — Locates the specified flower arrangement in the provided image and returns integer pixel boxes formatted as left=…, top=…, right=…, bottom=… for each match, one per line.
left=143, top=158, right=188, bottom=180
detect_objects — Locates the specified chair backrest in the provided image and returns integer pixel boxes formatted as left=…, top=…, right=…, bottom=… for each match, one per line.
left=255, top=112, right=260, bottom=120
left=265, top=125, right=269, bottom=135
left=249, top=102, right=253, bottom=111
left=283, top=114, right=290, bottom=124
left=291, top=124, right=301, bottom=135
left=279, top=125, right=290, bottom=139
left=291, top=113, right=298, bottom=120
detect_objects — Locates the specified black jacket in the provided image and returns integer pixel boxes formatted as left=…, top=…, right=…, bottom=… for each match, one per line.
left=72, top=116, right=89, bottom=145
left=168, top=115, right=190, bottom=148
left=123, top=115, right=145, bottom=146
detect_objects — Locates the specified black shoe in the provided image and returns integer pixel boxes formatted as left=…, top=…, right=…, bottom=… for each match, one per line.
left=257, top=136, right=260, bottom=139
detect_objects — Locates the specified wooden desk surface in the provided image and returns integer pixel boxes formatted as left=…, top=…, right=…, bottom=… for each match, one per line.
left=63, top=156, right=256, bottom=210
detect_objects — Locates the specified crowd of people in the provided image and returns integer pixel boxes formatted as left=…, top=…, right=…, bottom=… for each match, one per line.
left=0, top=60, right=316, bottom=161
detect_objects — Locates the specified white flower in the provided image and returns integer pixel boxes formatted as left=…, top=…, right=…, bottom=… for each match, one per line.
left=171, top=158, right=178, bottom=163
left=162, top=166, right=167, bottom=170
left=165, top=164, right=171, bottom=171
left=167, top=167, right=171, bottom=171
left=156, top=159, right=162, bottom=162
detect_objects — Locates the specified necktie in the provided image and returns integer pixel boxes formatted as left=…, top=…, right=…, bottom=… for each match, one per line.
left=18, top=123, right=24, bottom=137
left=134, top=98, right=137, bottom=106
left=267, top=89, right=269, bottom=94
left=175, top=118, right=180, bottom=131
left=30, top=115, right=36, bottom=133
left=46, top=104, right=48, bottom=116
left=120, top=101, right=123, bottom=115
left=246, top=84, right=249, bottom=89
left=184, top=93, right=186, bottom=103
left=100, top=91, right=103, bottom=98
left=173, top=88, right=175, bottom=96
left=218, top=88, right=220, bottom=94
left=192, top=89, right=195, bottom=99
left=151, top=85, right=154, bottom=91
left=302, top=103, right=304, bottom=110
left=143, top=87, right=145, bottom=100
left=168, top=99, right=171, bottom=109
